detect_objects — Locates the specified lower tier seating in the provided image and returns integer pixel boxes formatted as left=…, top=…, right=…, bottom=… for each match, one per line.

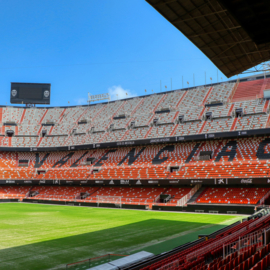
left=1, top=185, right=269, bottom=207
left=0, top=186, right=30, bottom=199
left=155, top=187, right=193, bottom=206
left=196, top=187, right=270, bottom=205
left=30, top=186, right=100, bottom=201
left=140, top=213, right=270, bottom=270
left=81, top=186, right=166, bottom=205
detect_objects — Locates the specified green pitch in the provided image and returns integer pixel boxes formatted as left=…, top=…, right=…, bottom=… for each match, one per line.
left=0, top=203, right=242, bottom=270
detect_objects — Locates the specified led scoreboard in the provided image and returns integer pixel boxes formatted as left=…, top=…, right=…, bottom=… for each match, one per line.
left=10, top=83, right=51, bottom=104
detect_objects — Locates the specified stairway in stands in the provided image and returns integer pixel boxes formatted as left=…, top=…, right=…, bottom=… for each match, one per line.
left=186, top=186, right=205, bottom=204
left=263, top=193, right=270, bottom=205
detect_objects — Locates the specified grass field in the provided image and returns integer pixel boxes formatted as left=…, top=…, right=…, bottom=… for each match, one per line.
left=0, top=203, right=244, bottom=270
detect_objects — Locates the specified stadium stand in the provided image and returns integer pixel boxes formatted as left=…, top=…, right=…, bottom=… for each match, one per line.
left=196, top=187, right=270, bottom=205
left=127, top=211, right=270, bottom=270
left=2, top=77, right=270, bottom=213
left=1, top=183, right=270, bottom=207
left=30, top=186, right=99, bottom=201
left=0, top=185, right=30, bottom=199
left=205, top=83, right=235, bottom=104
left=1, top=79, right=270, bottom=147
left=0, top=185, right=201, bottom=207
left=2, top=135, right=270, bottom=181
left=202, top=117, right=234, bottom=134
left=4, top=135, right=270, bottom=183
left=81, top=186, right=166, bottom=205
left=162, top=187, right=192, bottom=204
left=231, top=78, right=268, bottom=102
left=2, top=80, right=270, bottom=270
left=2, top=107, right=24, bottom=124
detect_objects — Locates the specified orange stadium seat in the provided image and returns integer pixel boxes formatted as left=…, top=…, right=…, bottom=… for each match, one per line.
left=0, top=186, right=30, bottom=199
left=82, top=186, right=166, bottom=205
left=196, top=187, right=270, bottom=205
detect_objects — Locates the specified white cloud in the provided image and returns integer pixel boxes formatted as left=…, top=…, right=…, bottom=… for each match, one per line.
left=108, top=85, right=137, bottom=101
left=75, top=98, right=87, bottom=105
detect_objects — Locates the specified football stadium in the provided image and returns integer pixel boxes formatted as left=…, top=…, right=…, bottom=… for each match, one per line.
left=2, top=0, right=270, bottom=270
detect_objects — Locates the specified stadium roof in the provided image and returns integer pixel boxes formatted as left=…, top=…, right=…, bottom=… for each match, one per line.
left=146, top=0, right=270, bottom=78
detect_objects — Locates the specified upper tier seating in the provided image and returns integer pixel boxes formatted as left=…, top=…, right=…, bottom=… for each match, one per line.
left=173, top=120, right=203, bottom=136
left=234, top=114, right=268, bottom=131
left=231, top=78, right=270, bottom=102
left=205, top=82, right=235, bottom=103
left=133, top=94, right=164, bottom=115
left=110, top=117, right=131, bottom=130
left=233, top=99, right=266, bottom=115
left=0, top=80, right=269, bottom=147
left=178, top=105, right=204, bottom=121
left=147, top=124, right=175, bottom=138
left=20, top=107, right=47, bottom=135
left=50, top=107, right=85, bottom=135
left=154, top=111, right=178, bottom=125
left=2, top=107, right=24, bottom=124
left=42, top=107, right=65, bottom=125
left=12, top=137, right=39, bottom=147
left=72, top=104, right=104, bottom=134
left=115, top=98, right=142, bottom=116
left=180, top=86, right=210, bottom=107
left=202, top=117, right=234, bottom=133
left=122, top=126, right=149, bottom=140
left=155, top=90, right=185, bottom=110
left=103, top=129, right=127, bottom=142
left=130, top=114, right=154, bottom=128
left=204, top=104, right=233, bottom=118
left=38, top=136, right=67, bottom=147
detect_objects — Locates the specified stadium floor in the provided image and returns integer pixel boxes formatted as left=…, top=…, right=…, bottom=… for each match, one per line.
left=0, top=203, right=243, bottom=270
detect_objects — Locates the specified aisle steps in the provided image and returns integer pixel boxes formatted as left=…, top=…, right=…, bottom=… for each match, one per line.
left=187, top=187, right=206, bottom=204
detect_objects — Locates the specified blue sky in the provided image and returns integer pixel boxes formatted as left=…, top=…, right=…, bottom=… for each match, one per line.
left=0, top=0, right=257, bottom=107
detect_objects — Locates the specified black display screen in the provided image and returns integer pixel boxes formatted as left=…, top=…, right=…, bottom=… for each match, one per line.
left=18, top=87, right=43, bottom=99
left=10, top=83, right=51, bottom=104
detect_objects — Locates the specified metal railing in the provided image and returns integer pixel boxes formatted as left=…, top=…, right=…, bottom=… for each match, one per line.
left=177, top=184, right=201, bottom=206
left=186, top=226, right=247, bottom=261
left=259, top=190, right=270, bottom=205
left=157, top=259, right=179, bottom=270
left=250, top=213, right=270, bottom=228
left=228, top=80, right=239, bottom=102
left=223, top=229, right=264, bottom=258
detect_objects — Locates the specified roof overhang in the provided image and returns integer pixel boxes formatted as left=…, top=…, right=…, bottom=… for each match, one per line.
left=146, top=0, right=270, bottom=78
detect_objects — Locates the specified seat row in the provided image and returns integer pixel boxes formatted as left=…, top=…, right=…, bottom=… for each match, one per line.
left=0, top=185, right=193, bottom=206
left=196, top=187, right=270, bottom=205
left=1, top=185, right=269, bottom=207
